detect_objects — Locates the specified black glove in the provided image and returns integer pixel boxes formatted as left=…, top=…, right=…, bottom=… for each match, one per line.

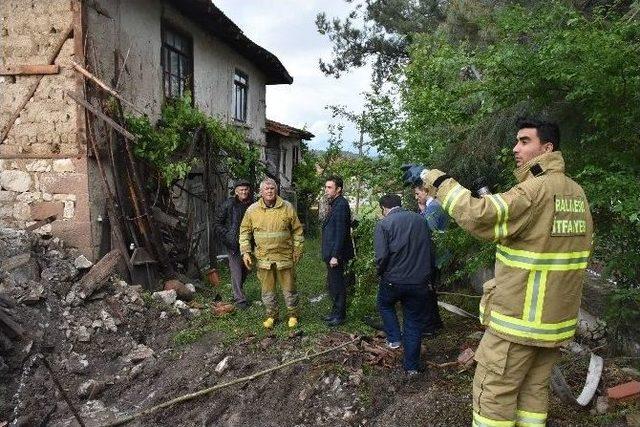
left=401, top=163, right=427, bottom=187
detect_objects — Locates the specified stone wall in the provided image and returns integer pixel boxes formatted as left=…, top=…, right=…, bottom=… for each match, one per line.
left=0, top=0, right=92, bottom=257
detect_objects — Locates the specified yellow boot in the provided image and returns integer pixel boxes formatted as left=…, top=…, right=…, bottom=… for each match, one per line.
left=263, top=317, right=275, bottom=329
left=288, top=317, right=298, bottom=328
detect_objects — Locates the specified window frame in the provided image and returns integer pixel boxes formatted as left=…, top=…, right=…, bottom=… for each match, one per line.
left=233, top=69, right=248, bottom=122
left=161, top=22, right=194, bottom=101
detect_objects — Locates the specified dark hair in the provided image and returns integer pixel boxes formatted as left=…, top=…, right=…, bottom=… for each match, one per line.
left=379, top=194, right=402, bottom=209
left=326, top=175, right=344, bottom=191
left=234, top=179, right=251, bottom=189
left=516, top=117, right=560, bottom=151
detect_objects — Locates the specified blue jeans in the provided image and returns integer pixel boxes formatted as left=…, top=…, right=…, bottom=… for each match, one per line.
left=377, top=282, right=429, bottom=371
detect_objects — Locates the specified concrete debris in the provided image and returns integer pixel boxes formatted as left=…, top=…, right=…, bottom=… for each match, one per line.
left=152, top=290, right=177, bottom=306
left=125, top=344, right=154, bottom=364
left=74, top=254, right=94, bottom=269
left=78, top=379, right=106, bottom=399
left=67, top=352, right=89, bottom=374
left=76, top=325, right=91, bottom=342
left=100, top=309, right=118, bottom=332
left=173, top=300, right=189, bottom=312
left=595, top=395, right=609, bottom=414
left=129, top=362, right=145, bottom=379
left=215, top=355, right=232, bottom=373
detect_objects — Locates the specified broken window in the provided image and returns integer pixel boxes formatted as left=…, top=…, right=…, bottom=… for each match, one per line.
left=162, top=24, right=193, bottom=100
left=233, top=70, right=248, bottom=122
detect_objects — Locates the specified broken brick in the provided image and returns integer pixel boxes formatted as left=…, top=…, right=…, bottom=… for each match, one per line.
left=607, top=381, right=640, bottom=401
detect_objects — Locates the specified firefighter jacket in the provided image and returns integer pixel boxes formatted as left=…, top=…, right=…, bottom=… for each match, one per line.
left=422, top=151, right=593, bottom=347
left=239, top=196, right=304, bottom=270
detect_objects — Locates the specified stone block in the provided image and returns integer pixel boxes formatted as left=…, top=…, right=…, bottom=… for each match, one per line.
left=53, top=158, right=75, bottom=173
left=0, top=191, right=16, bottom=202
left=0, top=170, right=32, bottom=192
left=26, top=160, right=51, bottom=172
left=13, top=202, right=30, bottom=221
left=63, top=200, right=74, bottom=219
left=16, top=191, right=41, bottom=203
left=53, top=193, right=76, bottom=202
left=30, top=201, right=63, bottom=221
left=39, top=173, right=86, bottom=193
left=51, top=220, right=92, bottom=250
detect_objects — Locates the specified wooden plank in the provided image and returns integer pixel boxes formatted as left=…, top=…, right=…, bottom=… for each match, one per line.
left=24, top=214, right=57, bottom=232
left=0, top=152, right=83, bottom=159
left=71, top=61, right=145, bottom=115
left=72, top=249, right=123, bottom=300
left=0, top=64, right=60, bottom=75
left=66, top=90, right=136, bottom=141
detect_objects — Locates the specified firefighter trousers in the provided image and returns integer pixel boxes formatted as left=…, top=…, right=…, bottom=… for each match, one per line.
left=256, top=265, right=298, bottom=318
left=472, top=331, right=560, bottom=427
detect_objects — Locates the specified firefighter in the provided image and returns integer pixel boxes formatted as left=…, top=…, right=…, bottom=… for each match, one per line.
left=239, top=177, right=304, bottom=329
left=403, top=117, right=593, bottom=426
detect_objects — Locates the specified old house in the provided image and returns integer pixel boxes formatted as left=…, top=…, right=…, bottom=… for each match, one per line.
left=0, top=0, right=300, bottom=270
left=265, top=119, right=314, bottom=201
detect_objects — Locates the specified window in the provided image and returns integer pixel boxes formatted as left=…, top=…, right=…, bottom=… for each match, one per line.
left=162, top=24, right=193, bottom=99
left=281, top=148, right=287, bottom=173
left=233, top=70, right=248, bottom=122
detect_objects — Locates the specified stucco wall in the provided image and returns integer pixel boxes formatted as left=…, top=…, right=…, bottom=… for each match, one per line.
left=0, top=0, right=92, bottom=257
left=87, top=0, right=268, bottom=144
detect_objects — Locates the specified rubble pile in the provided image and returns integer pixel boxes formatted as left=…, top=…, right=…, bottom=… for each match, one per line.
left=0, top=228, right=190, bottom=425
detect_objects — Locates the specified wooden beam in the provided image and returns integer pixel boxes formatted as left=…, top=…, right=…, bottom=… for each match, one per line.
left=0, top=65, right=60, bottom=75
left=24, top=215, right=57, bottom=232
left=72, top=249, right=123, bottom=300
left=71, top=61, right=145, bottom=115
left=65, top=90, right=136, bottom=141
left=0, top=151, right=83, bottom=160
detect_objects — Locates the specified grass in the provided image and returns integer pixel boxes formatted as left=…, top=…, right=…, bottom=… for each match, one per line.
left=173, top=237, right=376, bottom=346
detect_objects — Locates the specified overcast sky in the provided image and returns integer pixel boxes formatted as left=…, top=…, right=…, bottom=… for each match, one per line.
left=216, top=0, right=371, bottom=151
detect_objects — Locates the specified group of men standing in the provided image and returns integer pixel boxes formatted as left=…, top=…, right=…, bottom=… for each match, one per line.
left=215, top=116, right=593, bottom=426
left=214, top=171, right=445, bottom=377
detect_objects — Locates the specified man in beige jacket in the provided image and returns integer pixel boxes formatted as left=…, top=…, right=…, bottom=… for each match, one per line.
left=404, top=117, right=593, bottom=426
left=239, top=178, right=304, bottom=329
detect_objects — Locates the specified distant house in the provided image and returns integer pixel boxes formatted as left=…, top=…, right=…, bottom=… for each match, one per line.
left=0, top=0, right=300, bottom=264
left=265, top=119, right=314, bottom=196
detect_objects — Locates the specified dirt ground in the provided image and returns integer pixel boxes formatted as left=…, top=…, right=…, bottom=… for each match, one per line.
left=1, top=228, right=639, bottom=426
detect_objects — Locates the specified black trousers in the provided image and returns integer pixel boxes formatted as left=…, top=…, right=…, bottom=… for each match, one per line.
left=326, top=262, right=347, bottom=319
left=424, top=288, right=443, bottom=333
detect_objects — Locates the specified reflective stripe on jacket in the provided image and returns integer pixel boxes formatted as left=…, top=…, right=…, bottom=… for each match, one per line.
left=239, top=196, right=304, bottom=270
left=425, top=151, right=593, bottom=347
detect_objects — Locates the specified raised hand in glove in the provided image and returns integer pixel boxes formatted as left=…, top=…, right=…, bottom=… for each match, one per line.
left=401, top=163, right=428, bottom=187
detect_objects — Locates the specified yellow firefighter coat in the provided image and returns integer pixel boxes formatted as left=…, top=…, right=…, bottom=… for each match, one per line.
left=239, top=196, right=304, bottom=270
left=423, top=151, right=593, bottom=347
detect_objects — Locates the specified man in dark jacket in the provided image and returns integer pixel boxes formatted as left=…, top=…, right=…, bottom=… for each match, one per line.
left=321, top=176, right=354, bottom=326
left=214, top=179, right=252, bottom=309
left=374, top=194, right=434, bottom=375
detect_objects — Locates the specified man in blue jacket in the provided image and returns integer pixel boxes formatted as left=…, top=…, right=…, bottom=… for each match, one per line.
left=375, top=194, right=434, bottom=375
left=321, top=176, right=354, bottom=326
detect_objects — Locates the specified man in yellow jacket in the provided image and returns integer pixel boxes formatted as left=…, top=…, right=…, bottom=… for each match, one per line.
left=404, top=117, right=593, bottom=426
left=239, top=177, right=304, bottom=329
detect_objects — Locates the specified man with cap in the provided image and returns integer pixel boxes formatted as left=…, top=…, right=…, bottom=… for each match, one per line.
left=214, top=179, right=253, bottom=309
